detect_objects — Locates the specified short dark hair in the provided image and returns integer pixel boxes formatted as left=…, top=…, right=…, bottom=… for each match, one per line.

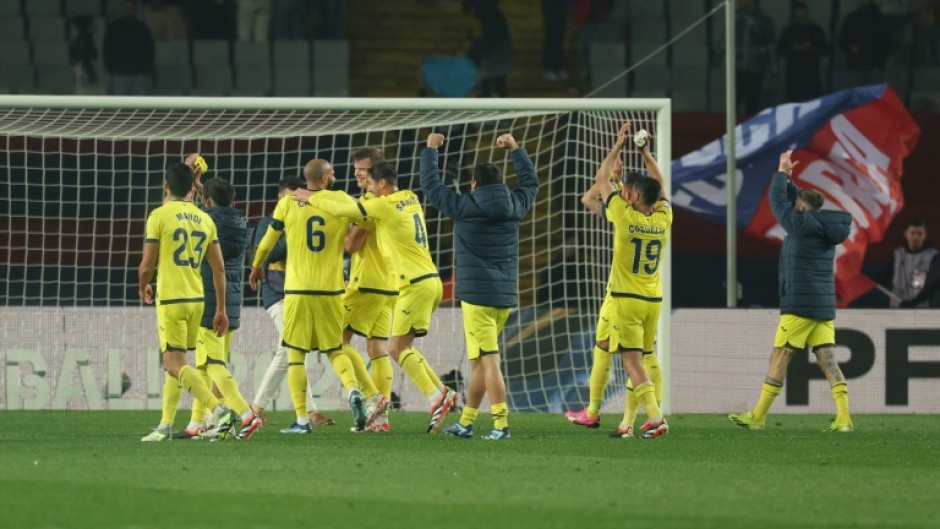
left=623, top=171, right=642, bottom=189
left=472, top=163, right=503, bottom=188
left=908, top=218, right=927, bottom=228
left=165, top=163, right=194, bottom=198
left=204, top=177, right=235, bottom=207
left=351, top=146, right=385, bottom=167
left=278, top=177, right=305, bottom=193
left=371, top=161, right=398, bottom=186
left=635, top=176, right=661, bottom=205
left=797, top=189, right=825, bottom=211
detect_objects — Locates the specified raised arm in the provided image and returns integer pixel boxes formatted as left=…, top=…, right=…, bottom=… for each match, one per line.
left=769, top=150, right=803, bottom=234
left=639, top=140, right=669, bottom=202
left=292, top=189, right=367, bottom=220
left=504, top=134, right=539, bottom=214
left=594, top=123, right=630, bottom=203
left=420, top=133, right=462, bottom=218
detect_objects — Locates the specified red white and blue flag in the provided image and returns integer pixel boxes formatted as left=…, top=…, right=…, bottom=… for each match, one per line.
left=671, top=85, right=920, bottom=304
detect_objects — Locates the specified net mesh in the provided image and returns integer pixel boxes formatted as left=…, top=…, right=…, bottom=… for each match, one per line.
left=0, top=102, right=668, bottom=413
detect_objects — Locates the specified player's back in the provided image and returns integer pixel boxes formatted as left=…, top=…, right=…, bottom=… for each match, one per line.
left=274, top=190, right=351, bottom=293
left=350, top=192, right=397, bottom=292
left=376, top=190, right=437, bottom=288
left=146, top=199, right=218, bottom=303
left=607, top=196, right=672, bottom=299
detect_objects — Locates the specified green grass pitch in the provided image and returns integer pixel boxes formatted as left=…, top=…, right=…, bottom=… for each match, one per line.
left=1, top=411, right=937, bottom=529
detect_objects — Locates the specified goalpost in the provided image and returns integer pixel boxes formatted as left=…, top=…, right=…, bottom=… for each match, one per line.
left=0, top=96, right=671, bottom=414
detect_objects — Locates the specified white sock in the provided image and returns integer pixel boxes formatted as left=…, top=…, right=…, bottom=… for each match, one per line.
left=186, top=421, right=203, bottom=431
left=296, top=415, right=310, bottom=426
left=240, top=410, right=253, bottom=422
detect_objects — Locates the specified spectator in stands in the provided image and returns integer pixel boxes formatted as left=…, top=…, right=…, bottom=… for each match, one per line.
left=103, top=1, right=155, bottom=95
left=777, top=1, right=828, bottom=103
left=465, top=0, right=515, bottom=98
left=734, top=0, right=776, bottom=114
left=310, top=0, right=344, bottom=39
left=144, top=0, right=188, bottom=40
left=190, top=0, right=237, bottom=40
left=575, top=0, right=612, bottom=80
left=928, top=0, right=940, bottom=65
left=891, top=219, right=937, bottom=308
left=271, top=0, right=306, bottom=39
left=237, top=0, right=271, bottom=42
left=542, top=0, right=570, bottom=81
left=70, top=16, right=100, bottom=94
left=838, top=0, right=892, bottom=85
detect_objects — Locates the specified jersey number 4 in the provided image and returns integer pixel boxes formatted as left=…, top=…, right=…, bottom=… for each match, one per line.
left=172, top=228, right=207, bottom=268
left=630, top=238, right=662, bottom=275
left=412, top=213, right=428, bottom=247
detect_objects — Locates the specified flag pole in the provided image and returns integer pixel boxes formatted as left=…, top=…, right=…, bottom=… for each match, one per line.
left=726, top=0, right=738, bottom=308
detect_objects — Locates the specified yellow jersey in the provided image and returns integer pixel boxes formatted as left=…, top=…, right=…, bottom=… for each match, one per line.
left=605, top=195, right=672, bottom=300
left=349, top=192, right=398, bottom=293
left=145, top=199, right=219, bottom=304
left=309, top=189, right=438, bottom=289
left=263, top=191, right=353, bottom=294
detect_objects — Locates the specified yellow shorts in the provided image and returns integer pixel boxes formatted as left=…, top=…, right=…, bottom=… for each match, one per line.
left=595, top=293, right=614, bottom=345
left=611, top=295, right=660, bottom=354
left=282, top=294, right=343, bottom=353
left=773, top=314, right=835, bottom=351
left=157, top=301, right=203, bottom=353
left=195, top=328, right=233, bottom=366
left=342, top=288, right=397, bottom=340
left=461, top=301, right=510, bottom=360
left=392, top=276, right=443, bottom=338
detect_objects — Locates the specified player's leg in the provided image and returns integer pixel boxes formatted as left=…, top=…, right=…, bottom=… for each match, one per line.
left=809, top=321, right=853, bottom=432
left=730, top=315, right=805, bottom=430
left=314, top=295, right=368, bottom=431
left=474, top=304, right=511, bottom=441
left=251, top=300, right=287, bottom=424
left=341, top=290, right=382, bottom=401
left=361, top=295, right=397, bottom=429
left=613, top=298, right=665, bottom=439
left=566, top=294, right=614, bottom=427
left=280, top=295, right=314, bottom=434
left=443, top=302, right=488, bottom=438
left=201, top=329, right=262, bottom=439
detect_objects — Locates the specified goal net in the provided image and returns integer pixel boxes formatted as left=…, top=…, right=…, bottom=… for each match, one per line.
left=0, top=96, right=671, bottom=414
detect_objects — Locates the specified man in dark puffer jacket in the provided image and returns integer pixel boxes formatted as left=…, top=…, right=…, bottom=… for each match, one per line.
left=170, top=164, right=262, bottom=440
left=730, top=150, right=854, bottom=433
left=420, top=132, right=539, bottom=440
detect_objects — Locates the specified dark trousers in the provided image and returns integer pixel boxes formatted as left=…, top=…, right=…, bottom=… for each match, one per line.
left=541, top=0, right=567, bottom=71
left=736, top=69, right=764, bottom=114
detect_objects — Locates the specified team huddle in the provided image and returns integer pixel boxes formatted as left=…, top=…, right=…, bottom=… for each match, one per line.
left=138, top=123, right=853, bottom=442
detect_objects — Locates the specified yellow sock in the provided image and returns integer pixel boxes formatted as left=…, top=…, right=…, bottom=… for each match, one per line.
left=634, top=382, right=661, bottom=420
left=160, top=371, right=182, bottom=426
left=371, top=354, right=394, bottom=402
left=287, top=350, right=308, bottom=420
left=207, top=363, right=249, bottom=416
left=327, top=349, right=359, bottom=392
left=412, top=349, right=443, bottom=388
left=623, top=379, right=639, bottom=426
left=644, top=353, right=663, bottom=405
left=587, top=346, right=610, bottom=418
left=343, top=345, right=379, bottom=398
left=397, top=348, right=437, bottom=397
left=832, top=382, right=850, bottom=423
left=753, top=382, right=782, bottom=422
left=491, top=402, right=509, bottom=430
left=459, top=406, right=478, bottom=427
left=177, top=364, right=220, bottom=411
left=189, top=368, right=210, bottom=424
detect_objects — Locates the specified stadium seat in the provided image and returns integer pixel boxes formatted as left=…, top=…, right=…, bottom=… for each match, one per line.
left=28, top=16, right=68, bottom=40
left=273, top=40, right=310, bottom=68
left=64, top=0, right=101, bottom=16
left=273, top=65, right=310, bottom=96
left=192, top=66, right=233, bottom=96
left=153, top=65, right=193, bottom=95
left=590, top=42, right=626, bottom=97
left=760, top=0, right=790, bottom=29
left=670, top=24, right=707, bottom=68
left=154, top=40, right=189, bottom=66
left=233, top=41, right=270, bottom=66
left=672, top=90, right=708, bottom=112
left=0, top=41, right=32, bottom=66
left=233, top=64, right=272, bottom=96
left=192, top=40, right=230, bottom=67
left=632, top=65, right=670, bottom=94
left=32, top=40, right=70, bottom=66
left=313, top=40, right=348, bottom=96
left=25, top=0, right=62, bottom=17
left=36, top=65, right=75, bottom=94
left=0, top=0, right=21, bottom=16
left=672, top=66, right=706, bottom=94
left=0, top=16, right=26, bottom=41
left=0, top=65, right=36, bottom=94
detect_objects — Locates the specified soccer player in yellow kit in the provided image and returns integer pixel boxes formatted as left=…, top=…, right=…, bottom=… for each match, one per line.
left=342, top=147, right=396, bottom=432
left=566, top=125, right=665, bottom=437
left=250, top=159, right=370, bottom=434
left=294, top=161, right=458, bottom=434
left=593, top=122, right=671, bottom=440
left=138, top=163, right=239, bottom=442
